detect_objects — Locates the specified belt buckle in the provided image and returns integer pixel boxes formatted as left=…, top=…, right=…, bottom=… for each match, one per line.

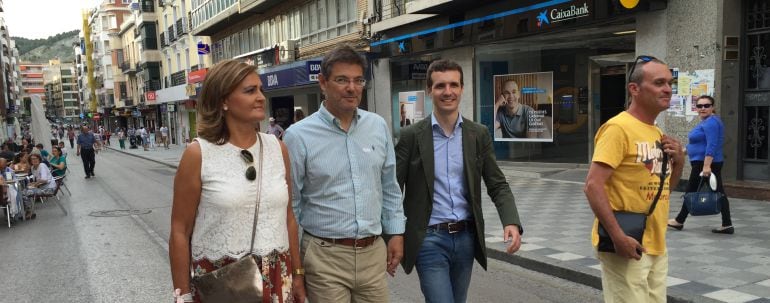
left=354, top=238, right=367, bottom=249
left=447, top=222, right=461, bottom=234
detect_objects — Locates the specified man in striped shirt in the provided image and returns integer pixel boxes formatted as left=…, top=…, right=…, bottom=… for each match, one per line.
left=284, top=45, right=405, bottom=302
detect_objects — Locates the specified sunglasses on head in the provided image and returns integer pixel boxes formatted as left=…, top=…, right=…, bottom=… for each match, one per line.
left=627, top=55, right=658, bottom=83
left=695, top=103, right=713, bottom=109
left=241, top=149, right=256, bottom=181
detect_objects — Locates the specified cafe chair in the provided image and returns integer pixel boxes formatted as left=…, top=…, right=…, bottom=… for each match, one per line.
left=32, top=179, right=67, bottom=216
left=56, top=174, right=71, bottom=197
left=1, top=185, right=10, bottom=228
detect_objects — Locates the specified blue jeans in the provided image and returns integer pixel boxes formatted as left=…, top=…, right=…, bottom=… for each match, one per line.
left=415, top=226, right=476, bottom=303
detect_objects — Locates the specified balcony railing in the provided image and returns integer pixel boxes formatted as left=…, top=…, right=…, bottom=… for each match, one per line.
left=176, top=17, right=188, bottom=37
left=145, top=79, right=161, bottom=91
left=168, top=25, right=177, bottom=42
left=171, top=70, right=186, bottom=86
left=141, top=0, right=155, bottom=12
left=120, top=62, right=137, bottom=74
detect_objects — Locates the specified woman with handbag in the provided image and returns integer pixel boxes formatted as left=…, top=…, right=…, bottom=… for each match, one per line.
left=668, top=95, right=733, bottom=234
left=170, top=60, right=306, bottom=303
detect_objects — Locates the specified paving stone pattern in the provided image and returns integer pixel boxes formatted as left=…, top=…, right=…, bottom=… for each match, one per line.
left=480, top=177, right=770, bottom=303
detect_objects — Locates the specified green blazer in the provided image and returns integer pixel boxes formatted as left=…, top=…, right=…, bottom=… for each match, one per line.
left=395, top=116, right=522, bottom=274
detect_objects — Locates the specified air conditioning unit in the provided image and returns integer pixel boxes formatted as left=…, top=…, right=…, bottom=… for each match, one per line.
left=278, top=40, right=296, bottom=63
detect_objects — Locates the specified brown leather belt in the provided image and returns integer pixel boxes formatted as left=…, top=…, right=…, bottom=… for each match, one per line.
left=429, top=221, right=472, bottom=234
left=308, top=233, right=380, bottom=248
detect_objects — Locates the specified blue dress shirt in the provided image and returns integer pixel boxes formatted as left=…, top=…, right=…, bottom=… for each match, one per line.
left=429, top=113, right=471, bottom=226
left=284, top=104, right=405, bottom=238
left=77, top=132, right=96, bottom=149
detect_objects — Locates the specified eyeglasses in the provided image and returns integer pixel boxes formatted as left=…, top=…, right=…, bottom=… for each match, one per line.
left=695, top=104, right=713, bottom=109
left=241, top=149, right=256, bottom=181
left=627, top=55, right=657, bottom=83
left=332, top=77, right=367, bottom=87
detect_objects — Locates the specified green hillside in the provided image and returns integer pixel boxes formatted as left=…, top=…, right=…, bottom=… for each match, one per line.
left=13, top=30, right=79, bottom=63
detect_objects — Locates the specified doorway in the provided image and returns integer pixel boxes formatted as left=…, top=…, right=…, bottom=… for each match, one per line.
left=600, top=72, right=627, bottom=125
left=271, top=96, right=294, bottom=130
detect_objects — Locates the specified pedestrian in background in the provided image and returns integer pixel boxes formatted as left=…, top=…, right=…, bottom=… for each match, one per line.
left=118, top=128, right=126, bottom=150
left=67, top=127, right=76, bottom=148
left=668, top=95, right=733, bottom=234
left=266, top=117, right=285, bottom=139
left=77, top=125, right=97, bottom=179
left=584, top=56, right=685, bottom=303
left=160, top=125, right=170, bottom=149
left=284, top=45, right=405, bottom=303
left=169, top=60, right=305, bottom=303
left=395, top=59, right=523, bottom=303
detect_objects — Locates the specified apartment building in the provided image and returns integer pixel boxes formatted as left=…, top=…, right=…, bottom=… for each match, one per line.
left=74, top=37, right=87, bottom=122
left=87, top=0, right=131, bottom=127
left=155, top=0, right=212, bottom=145
left=1, top=5, right=23, bottom=141
left=190, top=0, right=369, bottom=131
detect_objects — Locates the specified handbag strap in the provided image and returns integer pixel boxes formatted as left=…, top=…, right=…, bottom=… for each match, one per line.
left=647, top=152, right=669, bottom=215
left=248, top=133, right=264, bottom=254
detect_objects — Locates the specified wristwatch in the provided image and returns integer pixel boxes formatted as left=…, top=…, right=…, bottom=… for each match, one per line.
left=293, top=268, right=305, bottom=276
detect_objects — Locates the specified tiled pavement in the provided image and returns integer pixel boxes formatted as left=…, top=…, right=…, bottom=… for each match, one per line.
left=109, top=141, right=770, bottom=303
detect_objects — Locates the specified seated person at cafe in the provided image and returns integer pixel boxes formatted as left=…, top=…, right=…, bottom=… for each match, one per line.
left=49, top=147, right=67, bottom=177
left=12, top=150, right=30, bottom=173
left=23, top=154, right=56, bottom=220
left=0, top=144, right=15, bottom=162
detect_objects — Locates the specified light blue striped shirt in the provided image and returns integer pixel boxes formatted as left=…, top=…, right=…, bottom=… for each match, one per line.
left=284, top=104, right=405, bottom=238
left=430, top=113, right=471, bottom=226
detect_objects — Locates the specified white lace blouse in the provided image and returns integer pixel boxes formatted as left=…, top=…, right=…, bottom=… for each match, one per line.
left=191, top=133, right=289, bottom=261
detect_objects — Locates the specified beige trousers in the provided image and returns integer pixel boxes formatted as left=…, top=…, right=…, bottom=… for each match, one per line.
left=301, top=233, right=388, bottom=303
left=597, top=251, right=668, bottom=303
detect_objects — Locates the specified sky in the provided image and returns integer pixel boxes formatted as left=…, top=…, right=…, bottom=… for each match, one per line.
left=3, top=0, right=101, bottom=39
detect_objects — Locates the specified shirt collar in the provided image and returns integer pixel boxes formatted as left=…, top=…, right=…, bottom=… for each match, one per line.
left=319, top=101, right=362, bottom=126
left=431, top=112, right=464, bottom=129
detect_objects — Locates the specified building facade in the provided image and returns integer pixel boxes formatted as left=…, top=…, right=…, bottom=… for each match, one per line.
left=363, top=0, right=770, bottom=182
left=190, top=0, right=369, bottom=131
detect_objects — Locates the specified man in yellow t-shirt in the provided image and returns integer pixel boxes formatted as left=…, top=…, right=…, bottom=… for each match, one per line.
left=584, top=57, right=685, bottom=303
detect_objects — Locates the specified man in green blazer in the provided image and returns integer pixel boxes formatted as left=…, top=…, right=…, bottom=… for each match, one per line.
left=395, top=59, right=523, bottom=303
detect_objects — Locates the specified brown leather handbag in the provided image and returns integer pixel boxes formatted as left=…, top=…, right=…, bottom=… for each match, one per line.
left=192, top=135, right=265, bottom=302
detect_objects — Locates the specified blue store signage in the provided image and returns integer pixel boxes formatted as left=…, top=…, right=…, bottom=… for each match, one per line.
left=260, top=60, right=323, bottom=91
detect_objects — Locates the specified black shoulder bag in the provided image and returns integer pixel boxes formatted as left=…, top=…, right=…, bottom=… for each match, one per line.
left=597, top=153, right=669, bottom=253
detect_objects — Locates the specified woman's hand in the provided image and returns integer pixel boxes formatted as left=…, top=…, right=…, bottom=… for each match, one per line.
left=701, top=166, right=712, bottom=177
left=292, top=275, right=307, bottom=303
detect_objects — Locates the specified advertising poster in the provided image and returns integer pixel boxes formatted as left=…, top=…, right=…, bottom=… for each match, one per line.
left=678, top=69, right=715, bottom=116
left=493, top=72, right=554, bottom=142
left=397, top=91, right=425, bottom=128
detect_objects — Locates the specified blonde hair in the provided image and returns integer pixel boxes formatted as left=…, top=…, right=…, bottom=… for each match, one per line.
left=196, top=60, right=258, bottom=144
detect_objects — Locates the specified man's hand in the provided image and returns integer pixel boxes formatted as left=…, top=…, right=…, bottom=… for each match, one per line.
left=494, top=95, right=507, bottom=110
left=613, top=235, right=645, bottom=260
left=661, top=135, right=685, bottom=165
left=502, top=225, right=521, bottom=254
left=386, top=235, right=404, bottom=277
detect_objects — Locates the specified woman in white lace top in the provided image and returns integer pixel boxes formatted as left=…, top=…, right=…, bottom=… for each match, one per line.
left=170, top=60, right=305, bottom=303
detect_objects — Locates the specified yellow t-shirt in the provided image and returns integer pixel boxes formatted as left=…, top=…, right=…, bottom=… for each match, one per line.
left=590, top=111, right=671, bottom=255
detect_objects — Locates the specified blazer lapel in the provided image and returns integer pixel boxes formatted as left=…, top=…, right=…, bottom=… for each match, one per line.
left=417, top=120, right=435, bottom=196
left=462, top=118, right=477, bottom=197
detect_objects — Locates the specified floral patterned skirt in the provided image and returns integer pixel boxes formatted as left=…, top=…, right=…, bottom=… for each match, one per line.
left=192, top=251, right=293, bottom=303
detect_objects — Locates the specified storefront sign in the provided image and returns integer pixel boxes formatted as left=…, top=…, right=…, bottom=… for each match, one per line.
left=409, top=62, right=429, bottom=80
left=168, top=104, right=176, bottom=112
left=307, top=61, right=321, bottom=81
left=145, top=91, right=157, bottom=101
left=186, top=84, right=196, bottom=97
left=492, top=72, right=554, bottom=143
left=537, top=2, right=591, bottom=28
left=188, top=69, right=208, bottom=83
left=259, top=60, right=322, bottom=90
